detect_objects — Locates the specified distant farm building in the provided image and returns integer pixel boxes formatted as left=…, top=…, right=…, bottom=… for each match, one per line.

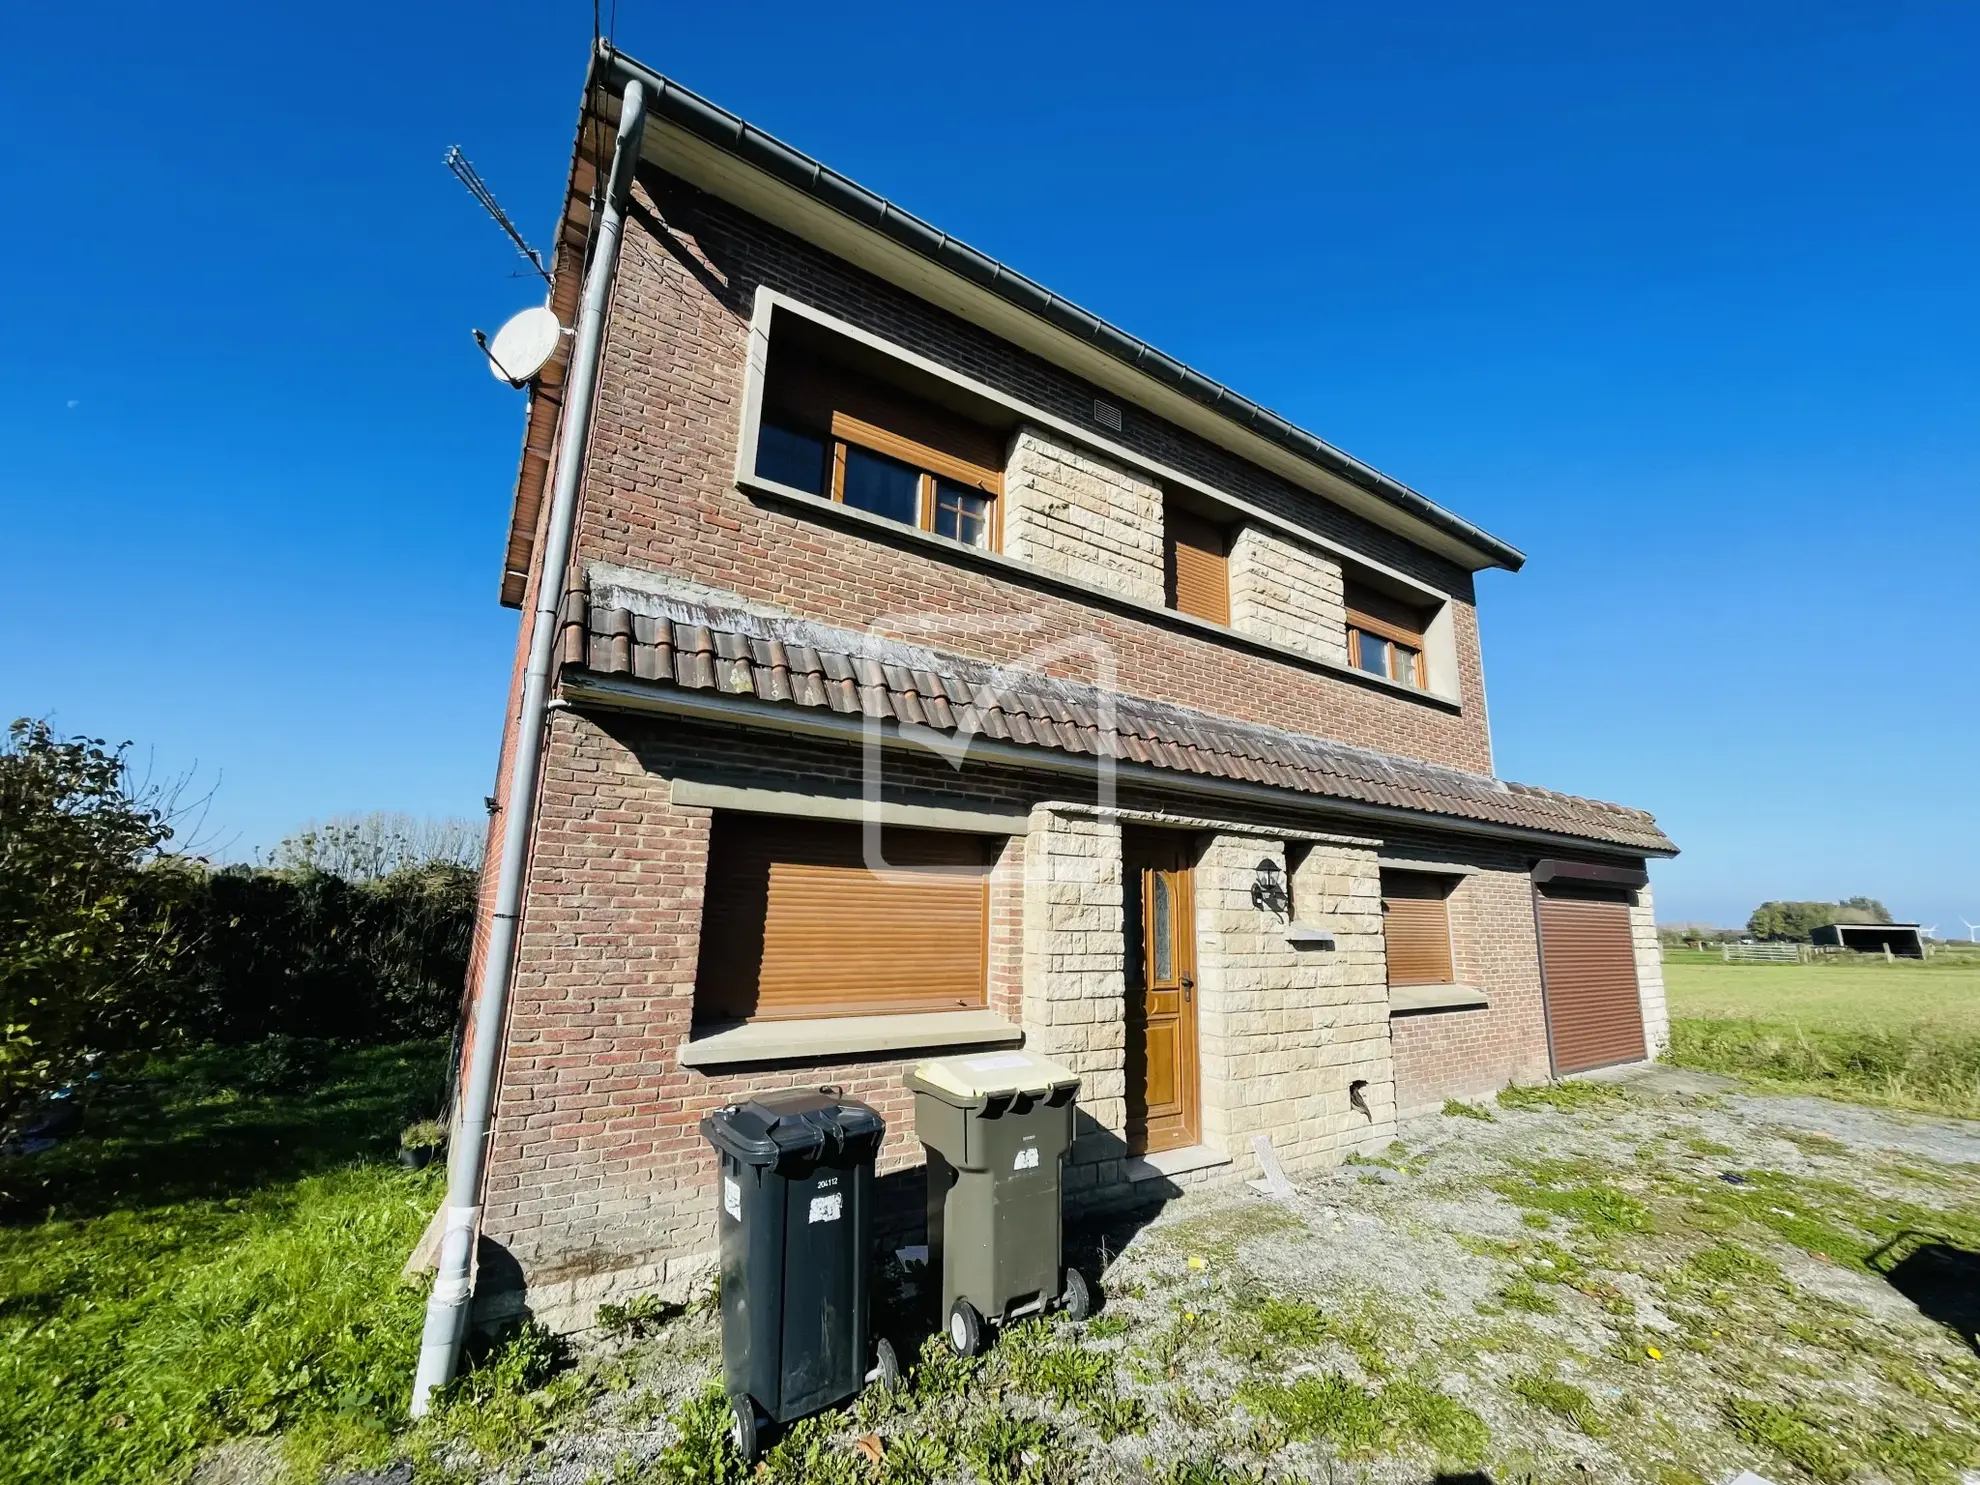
left=1811, top=922, right=1925, bottom=958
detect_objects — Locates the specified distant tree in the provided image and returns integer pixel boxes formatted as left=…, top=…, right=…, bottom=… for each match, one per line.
left=266, top=811, right=484, bottom=880
left=0, top=720, right=184, bottom=1119
left=1746, top=901, right=1842, bottom=942
left=1837, top=896, right=1893, bottom=924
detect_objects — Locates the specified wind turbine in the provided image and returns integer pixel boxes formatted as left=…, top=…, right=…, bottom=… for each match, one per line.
left=1962, top=918, right=1980, bottom=944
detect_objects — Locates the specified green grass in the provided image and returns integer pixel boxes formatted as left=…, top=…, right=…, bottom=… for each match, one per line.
left=1663, top=956, right=1980, bottom=1118
left=0, top=1042, right=449, bottom=1485
left=1665, top=956, right=1980, bottom=1037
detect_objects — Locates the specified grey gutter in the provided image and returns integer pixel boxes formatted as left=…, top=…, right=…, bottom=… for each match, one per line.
left=596, top=44, right=1527, bottom=574
left=561, top=674, right=1677, bottom=862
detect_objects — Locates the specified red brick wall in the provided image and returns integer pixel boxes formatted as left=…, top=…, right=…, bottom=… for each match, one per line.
left=559, top=166, right=1497, bottom=775
left=1383, top=835, right=1554, bottom=1117
left=479, top=710, right=1041, bottom=1285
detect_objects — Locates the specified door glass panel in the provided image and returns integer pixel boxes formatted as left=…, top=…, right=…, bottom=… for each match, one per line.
left=841, top=445, right=921, bottom=526
left=1151, top=874, right=1173, bottom=982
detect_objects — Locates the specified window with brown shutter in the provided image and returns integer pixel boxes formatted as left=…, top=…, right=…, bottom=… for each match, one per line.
left=1381, top=870, right=1455, bottom=987
left=694, top=814, right=992, bottom=1023
left=1166, top=504, right=1230, bottom=625
left=1345, top=578, right=1430, bottom=689
left=754, top=347, right=1005, bottom=550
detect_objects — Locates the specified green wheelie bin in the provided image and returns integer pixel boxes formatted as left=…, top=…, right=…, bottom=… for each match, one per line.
left=906, top=1049, right=1091, bottom=1356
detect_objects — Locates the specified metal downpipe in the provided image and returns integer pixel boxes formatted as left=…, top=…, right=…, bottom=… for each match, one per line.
left=409, top=73, right=649, bottom=1417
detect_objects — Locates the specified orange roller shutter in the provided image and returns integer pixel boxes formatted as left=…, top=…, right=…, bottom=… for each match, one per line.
left=695, top=816, right=991, bottom=1022
left=1382, top=872, right=1455, bottom=986
left=1166, top=507, right=1230, bottom=625
left=1537, top=886, right=1646, bottom=1073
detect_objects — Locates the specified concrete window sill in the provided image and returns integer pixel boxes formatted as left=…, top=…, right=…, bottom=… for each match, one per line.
left=1389, top=984, right=1490, bottom=1015
left=1125, top=1144, right=1233, bottom=1184
left=677, top=1008, right=1023, bottom=1069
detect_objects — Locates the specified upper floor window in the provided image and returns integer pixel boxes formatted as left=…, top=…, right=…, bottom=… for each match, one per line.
left=1345, top=578, right=1431, bottom=690
left=754, top=345, right=1004, bottom=550
left=1165, top=502, right=1230, bottom=625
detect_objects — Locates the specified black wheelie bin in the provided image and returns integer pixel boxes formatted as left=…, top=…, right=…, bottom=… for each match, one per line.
left=700, top=1088, right=898, bottom=1460
left=906, top=1049, right=1091, bottom=1356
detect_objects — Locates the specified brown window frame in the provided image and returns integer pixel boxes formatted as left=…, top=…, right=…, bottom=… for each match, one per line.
left=1381, top=870, right=1457, bottom=988
left=825, top=412, right=1003, bottom=551
left=1345, top=579, right=1431, bottom=691
left=1165, top=503, right=1231, bottom=625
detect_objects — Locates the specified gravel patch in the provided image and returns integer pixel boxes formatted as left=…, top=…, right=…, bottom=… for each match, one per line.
left=404, top=1080, right=1980, bottom=1485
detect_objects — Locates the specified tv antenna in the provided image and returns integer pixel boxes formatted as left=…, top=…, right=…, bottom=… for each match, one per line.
left=444, top=146, right=552, bottom=286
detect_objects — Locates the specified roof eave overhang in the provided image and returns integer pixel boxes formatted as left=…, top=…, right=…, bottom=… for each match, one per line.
left=498, top=47, right=1527, bottom=603
left=561, top=671, right=1678, bottom=862
left=593, top=51, right=1524, bottom=577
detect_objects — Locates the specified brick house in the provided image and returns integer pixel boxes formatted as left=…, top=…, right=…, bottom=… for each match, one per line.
left=448, top=48, right=1676, bottom=1336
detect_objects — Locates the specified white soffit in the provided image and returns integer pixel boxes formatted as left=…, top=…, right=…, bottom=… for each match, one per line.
left=634, top=114, right=1498, bottom=575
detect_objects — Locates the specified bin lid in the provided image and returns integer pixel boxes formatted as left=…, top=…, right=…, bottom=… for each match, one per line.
left=907, top=1049, right=1080, bottom=1105
left=700, top=1088, right=886, bottom=1167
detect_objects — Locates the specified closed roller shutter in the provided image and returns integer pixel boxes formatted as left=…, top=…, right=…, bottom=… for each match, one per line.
left=1382, top=872, right=1455, bottom=986
left=1537, top=885, right=1646, bottom=1073
left=696, top=815, right=990, bottom=1022
left=1166, top=506, right=1230, bottom=625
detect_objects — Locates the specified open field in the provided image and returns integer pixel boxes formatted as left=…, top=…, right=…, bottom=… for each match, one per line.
left=1663, top=953, right=1980, bottom=1119
left=1664, top=952, right=1980, bottom=1037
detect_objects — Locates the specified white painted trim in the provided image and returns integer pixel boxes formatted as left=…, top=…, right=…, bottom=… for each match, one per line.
left=1377, top=856, right=1481, bottom=877
left=677, top=1009, right=1022, bottom=1068
left=1388, top=984, right=1490, bottom=1014
left=668, top=778, right=1028, bottom=835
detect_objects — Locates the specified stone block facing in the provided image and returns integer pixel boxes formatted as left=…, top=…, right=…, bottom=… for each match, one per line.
left=1631, top=879, right=1669, bottom=1057
left=1002, top=427, right=1166, bottom=607
left=1227, top=523, right=1348, bottom=665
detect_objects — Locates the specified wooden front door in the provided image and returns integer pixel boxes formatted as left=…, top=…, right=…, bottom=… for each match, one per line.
left=1124, top=829, right=1200, bottom=1155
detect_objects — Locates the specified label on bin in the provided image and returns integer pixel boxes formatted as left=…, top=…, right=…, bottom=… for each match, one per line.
left=723, top=1177, right=741, bottom=1222
left=808, top=1192, right=843, bottom=1224
left=1013, top=1146, right=1040, bottom=1171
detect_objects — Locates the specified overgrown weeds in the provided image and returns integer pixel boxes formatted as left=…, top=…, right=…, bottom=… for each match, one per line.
left=1496, top=1080, right=1631, bottom=1113
left=1670, top=1016, right=1980, bottom=1119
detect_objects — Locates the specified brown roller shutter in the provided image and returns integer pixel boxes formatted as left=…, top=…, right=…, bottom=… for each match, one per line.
left=1536, top=885, right=1646, bottom=1073
left=1166, top=506, right=1230, bottom=625
left=696, top=815, right=990, bottom=1022
left=1382, top=872, right=1455, bottom=986
left=1343, top=578, right=1429, bottom=648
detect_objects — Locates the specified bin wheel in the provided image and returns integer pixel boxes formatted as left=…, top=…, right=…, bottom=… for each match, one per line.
left=873, top=1335, right=902, bottom=1392
left=947, top=1298, right=984, bottom=1358
left=1062, top=1266, right=1095, bottom=1321
left=728, top=1393, right=759, bottom=1463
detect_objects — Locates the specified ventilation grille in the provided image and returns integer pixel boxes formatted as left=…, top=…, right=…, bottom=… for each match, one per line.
left=1092, top=398, right=1123, bottom=432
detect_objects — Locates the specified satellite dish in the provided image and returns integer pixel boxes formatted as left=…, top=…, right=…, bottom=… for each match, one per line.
left=482, top=305, right=563, bottom=385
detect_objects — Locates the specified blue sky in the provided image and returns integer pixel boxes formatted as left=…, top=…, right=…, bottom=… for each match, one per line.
left=2, top=2, right=1975, bottom=931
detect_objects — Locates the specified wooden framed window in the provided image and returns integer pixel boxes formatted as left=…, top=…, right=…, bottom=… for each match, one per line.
left=754, top=352, right=1004, bottom=550
left=1345, top=579, right=1430, bottom=690
left=694, top=815, right=992, bottom=1023
left=1381, top=870, right=1455, bottom=987
left=1165, top=504, right=1230, bottom=625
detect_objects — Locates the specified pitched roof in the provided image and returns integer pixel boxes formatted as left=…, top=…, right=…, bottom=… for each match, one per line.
left=556, top=588, right=1675, bottom=857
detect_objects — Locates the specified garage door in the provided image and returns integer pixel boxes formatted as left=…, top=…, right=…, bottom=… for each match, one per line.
left=695, top=815, right=991, bottom=1022
left=1536, top=884, right=1646, bottom=1073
